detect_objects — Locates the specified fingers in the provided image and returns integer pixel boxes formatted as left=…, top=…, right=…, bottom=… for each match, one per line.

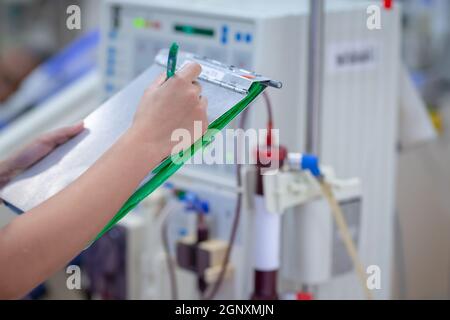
left=148, top=73, right=166, bottom=90
left=41, top=122, right=85, bottom=146
left=198, top=96, right=209, bottom=133
left=4, top=123, right=85, bottom=174
left=199, top=96, right=208, bottom=111
left=192, top=80, right=202, bottom=96
left=177, top=62, right=202, bottom=82
left=65, top=122, right=85, bottom=136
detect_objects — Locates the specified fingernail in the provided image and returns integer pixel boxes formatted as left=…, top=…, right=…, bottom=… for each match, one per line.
left=75, top=121, right=84, bottom=128
left=181, top=61, right=193, bottom=69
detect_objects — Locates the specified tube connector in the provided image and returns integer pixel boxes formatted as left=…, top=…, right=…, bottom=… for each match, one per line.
left=287, top=153, right=322, bottom=177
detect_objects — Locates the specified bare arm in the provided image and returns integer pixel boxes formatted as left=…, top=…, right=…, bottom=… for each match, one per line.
left=0, top=63, right=207, bottom=299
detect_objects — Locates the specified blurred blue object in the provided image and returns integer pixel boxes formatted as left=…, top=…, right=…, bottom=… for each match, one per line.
left=0, top=30, right=100, bottom=129
left=23, top=283, right=47, bottom=300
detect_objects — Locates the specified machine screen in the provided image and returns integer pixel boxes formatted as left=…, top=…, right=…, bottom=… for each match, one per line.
left=174, top=24, right=215, bottom=37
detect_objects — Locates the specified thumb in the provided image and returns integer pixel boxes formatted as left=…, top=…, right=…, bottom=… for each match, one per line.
left=40, top=122, right=85, bottom=147
left=147, top=73, right=166, bottom=91
left=10, top=122, right=85, bottom=171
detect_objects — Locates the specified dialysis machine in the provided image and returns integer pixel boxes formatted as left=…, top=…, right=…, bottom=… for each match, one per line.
left=98, top=0, right=400, bottom=300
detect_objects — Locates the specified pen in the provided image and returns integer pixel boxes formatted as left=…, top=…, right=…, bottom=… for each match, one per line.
left=166, top=42, right=179, bottom=80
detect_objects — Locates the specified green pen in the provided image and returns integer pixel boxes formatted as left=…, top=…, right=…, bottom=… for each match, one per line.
left=166, top=42, right=179, bottom=79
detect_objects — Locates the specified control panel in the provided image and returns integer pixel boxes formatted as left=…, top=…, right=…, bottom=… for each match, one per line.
left=103, top=3, right=256, bottom=99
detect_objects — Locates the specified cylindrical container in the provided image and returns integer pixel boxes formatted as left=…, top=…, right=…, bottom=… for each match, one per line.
left=253, top=195, right=281, bottom=271
left=251, top=145, right=286, bottom=300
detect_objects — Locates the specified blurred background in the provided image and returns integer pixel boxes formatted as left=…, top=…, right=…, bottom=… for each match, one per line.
left=0, top=0, right=449, bottom=300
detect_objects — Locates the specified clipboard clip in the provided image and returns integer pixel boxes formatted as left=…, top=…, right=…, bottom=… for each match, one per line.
left=155, top=49, right=282, bottom=94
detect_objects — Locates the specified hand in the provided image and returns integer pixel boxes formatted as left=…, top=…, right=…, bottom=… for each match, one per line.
left=0, top=123, right=85, bottom=189
left=131, top=62, right=208, bottom=157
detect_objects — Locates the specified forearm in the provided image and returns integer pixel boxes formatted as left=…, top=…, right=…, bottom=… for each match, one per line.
left=0, top=129, right=165, bottom=299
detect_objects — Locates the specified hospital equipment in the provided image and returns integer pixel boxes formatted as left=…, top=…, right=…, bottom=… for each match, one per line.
left=94, top=0, right=401, bottom=300
left=0, top=31, right=101, bottom=159
left=0, top=30, right=99, bottom=130
left=0, top=0, right=408, bottom=300
left=262, top=154, right=369, bottom=298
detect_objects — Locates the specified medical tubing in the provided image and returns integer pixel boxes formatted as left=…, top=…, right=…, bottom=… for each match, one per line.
left=318, top=179, right=374, bottom=300
left=203, top=108, right=249, bottom=300
left=161, top=203, right=178, bottom=300
left=205, top=90, right=275, bottom=299
left=261, top=92, right=274, bottom=146
left=94, top=82, right=265, bottom=242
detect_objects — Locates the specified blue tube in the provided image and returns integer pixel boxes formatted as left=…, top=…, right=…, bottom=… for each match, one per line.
left=301, top=154, right=322, bottom=177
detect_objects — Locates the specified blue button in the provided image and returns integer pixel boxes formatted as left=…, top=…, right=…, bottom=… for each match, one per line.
left=178, top=228, right=188, bottom=237
left=108, top=47, right=116, bottom=54
left=245, top=33, right=252, bottom=43
left=221, top=25, right=228, bottom=44
left=108, top=30, right=117, bottom=39
left=107, top=68, right=114, bottom=76
left=235, top=32, right=241, bottom=42
left=105, top=83, right=114, bottom=92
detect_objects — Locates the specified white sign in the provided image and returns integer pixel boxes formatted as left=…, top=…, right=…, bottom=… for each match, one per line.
left=327, top=42, right=379, bottom=74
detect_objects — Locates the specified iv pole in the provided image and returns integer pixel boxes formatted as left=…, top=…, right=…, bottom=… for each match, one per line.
left=305, top=0, right=325, bottom=156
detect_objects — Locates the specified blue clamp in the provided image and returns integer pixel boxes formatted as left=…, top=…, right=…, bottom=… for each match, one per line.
left=164, top=182, right=175, bottom=190
left=183, top=192, right=210, bottom=215
left=301, top=154, right=322, bottom=178
left=163, top=184, right=210, bottom=214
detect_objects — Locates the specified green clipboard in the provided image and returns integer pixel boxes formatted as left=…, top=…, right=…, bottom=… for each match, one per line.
left=0, top=48, right=281, bottom=242
left=94, top=51, right=281, bottom=241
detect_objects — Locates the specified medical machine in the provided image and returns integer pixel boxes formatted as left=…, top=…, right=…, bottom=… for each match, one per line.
left=98, top=0, right=400, bottom=300
left=0, top=31, right=101, bottom=157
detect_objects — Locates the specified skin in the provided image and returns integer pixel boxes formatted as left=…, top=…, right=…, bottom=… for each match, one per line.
left=0, top=123, right=85, bottom=189
left=0, top=62, right=208, bottom=299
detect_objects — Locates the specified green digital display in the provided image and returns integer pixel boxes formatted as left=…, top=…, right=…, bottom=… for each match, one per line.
left=174, top=24, right=215, bottom=37
left=133, top=17, right=146, bottom=29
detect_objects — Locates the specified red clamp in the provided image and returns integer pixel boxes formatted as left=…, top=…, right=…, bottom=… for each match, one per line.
left=384, top=0, right=392, bottom=10
left=296, top=292, right=314, bottom=300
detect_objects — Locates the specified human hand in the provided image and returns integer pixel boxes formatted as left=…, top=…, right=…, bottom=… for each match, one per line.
left=0, top=123, right=85, bottom=189
left=131, top=62, right=208, bottom=157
